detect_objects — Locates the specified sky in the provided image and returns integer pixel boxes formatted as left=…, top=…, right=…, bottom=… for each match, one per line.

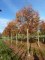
left=0, top=0, right=45, bottom=33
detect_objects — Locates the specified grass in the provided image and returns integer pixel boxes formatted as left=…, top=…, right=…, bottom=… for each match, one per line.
left=0, top=39, right=19, bottom=60
left=0, top=38, right=45, bottom=60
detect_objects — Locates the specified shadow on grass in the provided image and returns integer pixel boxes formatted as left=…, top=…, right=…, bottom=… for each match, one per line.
left=33, top=53, right=39, bottom=60
left=33, top=48, right=39, bottom=60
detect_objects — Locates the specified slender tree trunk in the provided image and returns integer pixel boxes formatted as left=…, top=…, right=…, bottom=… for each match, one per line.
left=27, top=29, right=30, bottom=58
left=16, top=33, right=18, bottom=51
left=37, top=31, right=40, bottom=47
left=11, top=32, right=12, bottom=46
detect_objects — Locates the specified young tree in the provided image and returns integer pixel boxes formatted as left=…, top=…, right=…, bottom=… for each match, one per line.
left=16, top=7, right=39, bottom=34
left=40, top=21, right=45, bottom=34
left=2, top=20, right=19, bottom=37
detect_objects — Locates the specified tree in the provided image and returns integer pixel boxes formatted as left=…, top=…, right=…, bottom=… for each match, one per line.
left=16, top=7, right=39, bottom=34
left=40, top=21, right=45, bottom=34
left=40, top=21, right=45, bottom=43
left=2, top=20, right=19, bottom=37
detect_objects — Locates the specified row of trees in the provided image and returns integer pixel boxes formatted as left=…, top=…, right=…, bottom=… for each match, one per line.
left=2, top=6, right=45, bottom=39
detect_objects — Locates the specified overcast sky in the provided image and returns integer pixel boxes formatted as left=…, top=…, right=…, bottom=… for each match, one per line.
left=0, top=0, right=45, bottom=33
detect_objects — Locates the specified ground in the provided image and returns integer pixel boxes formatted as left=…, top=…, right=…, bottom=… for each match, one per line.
left=3, top=40, right=45, bottom=60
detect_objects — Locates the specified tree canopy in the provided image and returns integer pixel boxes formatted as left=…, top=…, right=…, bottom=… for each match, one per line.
left=2, top=6, right=45, bottom=37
